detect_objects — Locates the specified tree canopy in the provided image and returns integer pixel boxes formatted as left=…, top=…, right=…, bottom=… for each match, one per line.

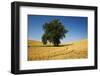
left=42, top=19, right=68, bottom=46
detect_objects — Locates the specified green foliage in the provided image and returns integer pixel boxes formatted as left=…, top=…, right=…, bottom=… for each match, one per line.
left=42, top=34, right=47, bottom=45
left=42, top=19, right=68, bottom=46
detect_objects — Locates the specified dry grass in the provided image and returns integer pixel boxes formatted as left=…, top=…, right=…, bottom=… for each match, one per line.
left=28, top=39, right=88, bottom=61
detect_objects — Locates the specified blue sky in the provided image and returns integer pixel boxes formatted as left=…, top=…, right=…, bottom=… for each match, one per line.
left=28, top=15, right=88, bottom=43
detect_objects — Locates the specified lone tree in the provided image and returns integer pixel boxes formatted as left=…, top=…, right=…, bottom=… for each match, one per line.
left=42, top=19, right=68, bottom=46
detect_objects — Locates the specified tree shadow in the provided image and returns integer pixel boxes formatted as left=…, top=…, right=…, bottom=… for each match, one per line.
left=28, top=43, right=73, bottom=47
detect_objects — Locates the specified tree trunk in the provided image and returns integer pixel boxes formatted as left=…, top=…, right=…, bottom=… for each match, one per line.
left=54, top=43, right=59, bottom=46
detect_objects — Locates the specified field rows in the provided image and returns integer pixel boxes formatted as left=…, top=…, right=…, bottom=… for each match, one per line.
left=28, top=39, right=88, bottom=61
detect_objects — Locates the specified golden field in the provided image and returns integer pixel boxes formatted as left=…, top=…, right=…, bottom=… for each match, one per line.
left=28, top=39, right=88, bottom=61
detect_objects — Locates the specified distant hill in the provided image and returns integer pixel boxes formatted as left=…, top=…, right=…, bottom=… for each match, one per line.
left=28, top=40, right=43, bottom=47
left=28, top=39, right=87, bottom=47
left=67, top=39, right=87, bottom=45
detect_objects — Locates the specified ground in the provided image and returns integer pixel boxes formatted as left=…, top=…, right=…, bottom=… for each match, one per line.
left=28, top=39, right=88, bottom=61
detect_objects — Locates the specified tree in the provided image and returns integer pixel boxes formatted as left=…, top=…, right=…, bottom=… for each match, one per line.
left=42, top=19, right=68, bottom=46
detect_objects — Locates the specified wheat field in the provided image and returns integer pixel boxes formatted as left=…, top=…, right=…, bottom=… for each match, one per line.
left=28, top=39, right=88, bottom=61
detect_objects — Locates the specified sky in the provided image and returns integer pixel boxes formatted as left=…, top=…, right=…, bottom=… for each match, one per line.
left=28, top=15, right=88, bottom=43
